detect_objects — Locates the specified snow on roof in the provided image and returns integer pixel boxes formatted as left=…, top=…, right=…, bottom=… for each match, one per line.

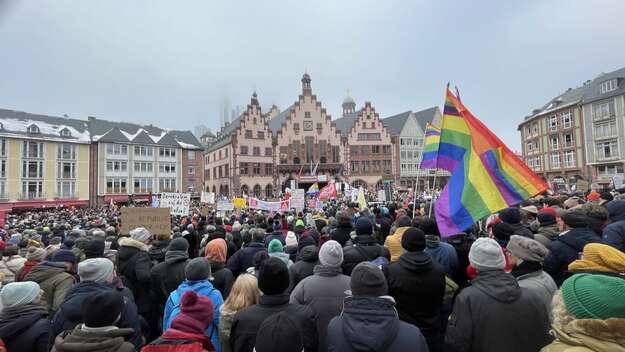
left=177, top=140, right=202, bottom=149
left=0, top=117, right=91, bottom=143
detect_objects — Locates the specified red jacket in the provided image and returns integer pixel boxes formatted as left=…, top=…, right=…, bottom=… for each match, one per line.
left=141, top=329, right=214, bottom=352
left=16, top=260, right=38, bottom=282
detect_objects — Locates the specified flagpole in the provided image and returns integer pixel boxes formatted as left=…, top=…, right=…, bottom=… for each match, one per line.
left=412, top=171, right=420, bottom=218
left=428, top=169, right=438, bottom=218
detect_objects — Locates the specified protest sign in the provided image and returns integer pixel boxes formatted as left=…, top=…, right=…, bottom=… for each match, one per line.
left=576, top=180, right=589, bottom=193
left=233, top=198, right=247, bottom=208
left=291, top=189, right=305, bottom=211
left=306, top=199, right=317, bottom=209
left=613, top=175, right=623, bottom=190
left=248, top=198, right=290, bottom=212
left=160, top=192, right=191, bottom=216
left=377, top=189, right=387, bottom=202
left=217, top=200, right=234, bottom=211
left=201, top=191, right=215, bottom=204
left=121, top=208, right=171, bottom=236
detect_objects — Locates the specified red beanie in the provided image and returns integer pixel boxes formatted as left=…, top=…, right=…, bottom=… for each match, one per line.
left=171, top=291, right=214, bottom=335
left=587, top=192, right=600, bottom=201
left=538, top=207, right=558, bottom=218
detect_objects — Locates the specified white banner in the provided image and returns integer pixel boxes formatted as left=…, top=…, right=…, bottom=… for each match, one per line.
left=216, top=200, right=234, bottom=211
left=248, top=198, right=290, bottom=212
left=377, top=189, right=387, bottom=202
left=291, top=189, right=305, bottom=211
left=201, top=191, right=215, bottom=204
left=160, top=192, right=191, bottom=216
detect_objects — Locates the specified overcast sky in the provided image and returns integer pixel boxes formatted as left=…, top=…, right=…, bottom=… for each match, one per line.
left=1, top=0, right=625, bottom=150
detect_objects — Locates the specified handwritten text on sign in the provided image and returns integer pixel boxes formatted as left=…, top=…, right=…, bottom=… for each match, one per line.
left=121, top=207, right=171, bottom=236
left=160, top=192, right=191, bottom=216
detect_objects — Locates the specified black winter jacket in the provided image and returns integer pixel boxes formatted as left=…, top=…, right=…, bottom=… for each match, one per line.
left=209, top=261, right=234, bottom=299
left=444, top=270, right=552, bottom=352
left=230, top=294, right=318, bottom=352
left=385, top=251, right=446, bottom=349
left=264, top=231, right=286, bottom=247
left=342, top=235, right=390, bottom=275
left=544, top=227, right=601, bottom=286
left=289, top=245, right=319, bottom=288
left=330, top=224, right=352, bottom=247
left=116, top=237, right=153, bottom=313
left=326, top=296, right=429, bottom=352
left=148, top=239, right=170, bottom=264
left=150, top=250, right=188, bottom=309
left=0, top=304, right=50, bottom=352
left=603, top=200, right=625, bottom=252
left=226, top=242, right=267, bottom=276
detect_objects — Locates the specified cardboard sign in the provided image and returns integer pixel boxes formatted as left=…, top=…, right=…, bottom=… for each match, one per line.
left=121, top=208, right=171, bottom=236
left=233, top=198, right=247, bottom=208
left=576, top=180, right=590, bottom=193
left=291, top=189, right=306, bottom=211
left=160, top=192, right=191, bottom=216
left=613, top=175, right=623, bottom=190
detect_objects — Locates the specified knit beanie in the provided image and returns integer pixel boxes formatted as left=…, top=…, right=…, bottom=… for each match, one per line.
left=130, top=227, right=152, bottom=243
left=205, top=238, right=227, bottom=263
left=468, top=238, right=506, bottom=272
left=52, top=249, right=76, bottom=264
left=268, top=239, right=284, bottom=254
left=168, top=237, right=189, bottom=252
left=0, top=281, right=40, bottom=308
left=537, top=207, right=558, bottom=226
left=350, top=262, right=388, bottom=297
left=355, top=217, right=373, bottom=236
left=491, top=222, right=514, bottom=243
left=185, top=257, right=211, bottom=281
left=255, top=312, right=304, bottom=352
left=318, top=240, right=343, bottom=267
left=171, top=291, right=215, bottom=338
left=295, top=219, right=305, bottom=228
left=498, top=207, right=521, bottom=224
left=600, top=192, right=614, bottom=203
left=83, top=239, right=105, bottom=259
left=82, top=290, right=124, bottom=327
left=561, top=210, right=589, bottom=228
left=26, top=246, right=46, bottom=262
left=401, top=227, right=426, bottom=252
left=285, top=231, right=298, bottom=247
left=568, top=243, right=625, bottom=274
left=506, top=235, right=549, bottom=262
left=92, top=230, right=106, bottom=241
left=587, top=192, right=601, bottom=202
left=561, top=274, right=625, bottom=320
left=418, top=218, right=440, bottom=237
left=297, top=235, right=316, bottom=251
left=258, top=257, right=290, bottom=295
left=78, top=258, right=114, bottom=283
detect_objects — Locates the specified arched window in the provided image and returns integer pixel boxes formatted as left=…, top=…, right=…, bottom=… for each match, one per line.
left=351, top=179, right=367, bottom=189
left=265, top=184, right=273, bottom=198
left=219, top=185, right=224, bottom=196
left=253, top=184, right=262, bottom=198
left=241, top=185, right=249, bottom=196
left=376, top=180, right=384, bottom=190
left=212, top=185, right=216, bottom=194
left=27, top=124, right=40, bottom=134
left=224, top=185, right=229, bottom=198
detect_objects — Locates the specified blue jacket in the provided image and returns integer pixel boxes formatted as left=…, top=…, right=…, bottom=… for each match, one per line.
left=163, top=279, right=224, bottom=352
left=425, top=241, right=458, bottom=277
left=544, top=227, right=601, bottom=286
left=603, top=200, right=625, bottom=252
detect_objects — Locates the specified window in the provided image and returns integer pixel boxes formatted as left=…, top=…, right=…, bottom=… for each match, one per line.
left=253, top=147, right=260, bottom=156
left=58, top=144, right=76, bottom=160
left=305, top=138, right=314, bottom=163
left=134, top=162, right=153, bottom=173
left=316, top=123, right=322, bottom=133
left=332, top=146, right=340, bottom=163
left=106, top=144, right=128, bottom=156
left=532, top=123, right=538, bottom=135
left=245, top=130, right=253, bottom=138
left=240, top=162, right=249, bottom=175
left=305, top=112, right=311, bottom=119
left=257, top=131, right=264, bottom=139
left=22, top=181, right=43, bottom=199
left=57, top=181, right=75, bottom=198
left=187, top=166, right=195, bottom=175
left=159, top=147, right=176, bottom=158
left=593, top=101, right=613, bottom=120
left=134, top=146, right=153, bottom=157
left=549, top=116, right=558, bottom=131
left=600, top=79, right=618, bottom=94
left=159, top=163, right=176, bottom=173
left=0, top=160, right=5, bottom=178
left=224, top=164, right=229, bottom=177
left=265, top=147, right=272, bottom=156
left=0, top=139, right=5, bottom=157
left=293, top=123, right=300, bottom=132
left=60, top=128, right=71, bottom=137
left=159, top=178, right=176, bottom=192
left=526, top=141, right=534, bottom=152
left=594, top=120, right=617, bottom=139
left=561, top=111, right=572, bottom=129
left=57, top=162, right=75, bottom=179
left=383, top=145, right=391, bottom=154
left=265, top=185, right=273, bottom=198
left=23, top=141, right=44, bottom=158
left=563, top=133, right=574, bottom=148
left=524, top=127, right=531, bottom=139
left=265, top=163, right=272, bottom=175
left=106, top=160, right=127, bottom=172
left=564, top=151, right=575, bottom=167
left=596, top=140, right=618, bottom=160
left=187, top=150, right=195, bottom=160
left=22, top=160, right=44, bottom=178
left=551, top=152, right=561, bottom=168
left=319, top=142, right=327, bottom=160
left=598, top=164, right=624, bottom=177
left=240, top=146, right=248, bottom=155
left=133, top=178, right=153, bottom=193
left=27, top=124, right=40, bottom=134
left=219, top=150, right=222, bottom=159
left=253, top=163, right=261, bottom=175
left=357, top=133, right=381, bottom=141
left=550, top=136, right=559, bottom=150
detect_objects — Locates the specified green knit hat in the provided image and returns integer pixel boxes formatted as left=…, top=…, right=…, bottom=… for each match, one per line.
left=561, top=273, right=625, bottom=320
left=268, top=239, right=284, bottom=254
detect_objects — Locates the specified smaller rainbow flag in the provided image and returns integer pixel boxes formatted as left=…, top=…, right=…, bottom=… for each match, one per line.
left=306, top=182, right=320, bottom=195
left=420, top=123, right=441, bottom=169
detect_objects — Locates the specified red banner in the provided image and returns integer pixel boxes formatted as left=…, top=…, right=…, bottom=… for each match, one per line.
left=318, top=182, right=337, bottom=201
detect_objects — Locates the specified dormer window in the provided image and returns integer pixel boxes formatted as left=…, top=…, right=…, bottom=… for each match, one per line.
left=0, top=122, right=3, bottom=130
left=60, top=128, right=71, bottom=137
left=600, top=79, right=618, bottom=94
left=27, top=124, right=40, bottom=134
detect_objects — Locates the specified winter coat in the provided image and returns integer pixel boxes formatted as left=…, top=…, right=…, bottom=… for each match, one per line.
left=342, top=235, right=390, bottom=276
left=143, top=329, right=214, bottom=352
left=509, top=223, right=534, bottom=238
left=163, top=280, right=223, bottom=351
left=290, top=265, right=350, bottom=349
left=52, top=326, right=135, bottom=352
left=117, top=237, right=153, bottom=313
left=544, top=227, right=601, bottom=286
left=0, top=304, right=50, bottom=352
left=288, top=245, right=318, bottom=288
left=375, top=216, right=392, bottom=245
left=51, top=280, right=142, bottom=349
left=230, top=294, right=318, bottom=352
left=540, top=318, right=625, bottom=352
left=150, top=250, right=189, bottom=310
left=385, top=251, right=446, bottom=350
left=535, top=224, right=561, bottom=248
left=384, top=227, right=410, bottom=262
left=148, top=239, right=171, bottom=264
left=209, top=262, right=234, bottom=299
left=326, top=296, right=429, bottom=352
left=444, top=270, right=552, bottom=352
left=263, top=231, right=285, bottom=247
left=268, top=252, right=293, bottom=268
left=226, top=242, right=266, bottom=276
left=511, top=261, right=557, bottom=321
left=0, top=255, right=26, bottom=284
left=424, top=236, right=459, bottom=276
left=603, top=200, right=625, bottom=252
left=218, top=310, right=236, bottom=352
left=329, top=224, right=352, bottom=247
left=24, top=261, right=76, bottom=316
left=16, top=259, right=39, bottom=282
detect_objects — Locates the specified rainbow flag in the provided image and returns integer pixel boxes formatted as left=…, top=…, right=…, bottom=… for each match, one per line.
left=306, top=182, right=320, bottom=196
left=434, top=88, right=548, bottom=236
left=420, top=122, right=441, bottom=169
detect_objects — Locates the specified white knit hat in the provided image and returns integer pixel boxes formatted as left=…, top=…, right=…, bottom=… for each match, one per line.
left=469, top=238, right=506, bottom=272
left=285, top=231, right=298, bottom=247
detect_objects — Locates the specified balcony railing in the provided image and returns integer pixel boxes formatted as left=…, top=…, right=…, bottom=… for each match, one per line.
left=17, top=192, right=47, bottom=200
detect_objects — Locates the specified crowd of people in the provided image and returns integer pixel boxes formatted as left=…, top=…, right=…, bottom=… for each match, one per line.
left=0, top=190, right=624, bottom=352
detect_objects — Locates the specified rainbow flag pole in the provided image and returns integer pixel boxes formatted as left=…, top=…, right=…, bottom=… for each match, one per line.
left=420, top=121, right=442, bottom=217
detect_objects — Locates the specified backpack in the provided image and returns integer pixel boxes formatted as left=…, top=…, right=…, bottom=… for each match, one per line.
left=164, top=289, right=217, bottom=341
left=354, top=245, right=389, bottom=268
left=141, top=339, right=206, bottom=352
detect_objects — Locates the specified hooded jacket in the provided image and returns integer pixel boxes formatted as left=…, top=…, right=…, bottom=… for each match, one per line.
left=148, top=239, right=170, bottom=264
left=444, top=270, right=552, bottom=352
left=384, top=227, right=410, bottom=262
left=534, top=224, right=561, bottom=248
left=511, top=262, right=557, bottom=321
left=226, top=242, right=266, bottom=276
left=52, top=326, right=135, bottom=352
left=290, top=264, right=351, bottom=349
left=24, top=261, right=75, bottom=316
left=541, top=318, right=625, bottom=352
left=289, top=245, right=319, bottom=288
left=342, top=235, right=390, bottom=276
left=544, top=227, right=601, bottom=286
left=51, top=281, right=142, bottom=349
left=117, top=237, right=152, bottom=313
left=0, top=304, right=50, bottom=352
left=209, top=261, right=233, bottom=299
left=602, top=200, right=625, bottom=252
left=424, top=235, right=459, bottom=276
left=150, top=250, right=189, bottom=309
left=326, top=296, right=428, bottom=352
left=330, top=223, right=353, bottom=247
left=385, top=251, right=446, bottom=349
left=268, top=251, right=294, bottom=268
